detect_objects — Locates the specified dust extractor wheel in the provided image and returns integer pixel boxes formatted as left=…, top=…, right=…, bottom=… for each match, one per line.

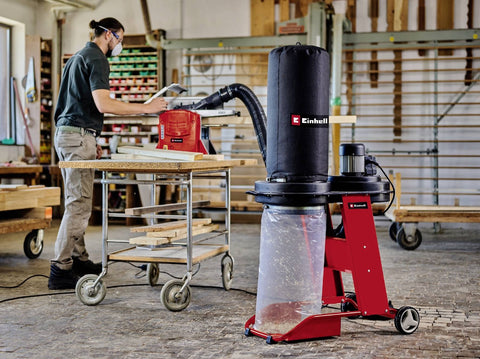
left=394, top=306, right=420, bottom=334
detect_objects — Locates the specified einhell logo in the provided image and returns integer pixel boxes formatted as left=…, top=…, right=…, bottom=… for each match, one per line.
left=291, top=115, right=301, bottom=126
left=291, top=114, right=329, bottom=127
left=348, top=202, right=368, bottom=209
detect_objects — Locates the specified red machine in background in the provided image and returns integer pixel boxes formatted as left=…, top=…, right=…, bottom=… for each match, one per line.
left=156, top=110, right=208, bottom=154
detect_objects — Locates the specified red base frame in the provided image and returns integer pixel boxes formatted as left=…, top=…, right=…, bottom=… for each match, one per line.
left=245, top=195, right=398, bottom=343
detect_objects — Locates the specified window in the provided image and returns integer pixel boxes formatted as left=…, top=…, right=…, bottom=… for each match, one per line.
left=0, top=23, right=12, bottom=142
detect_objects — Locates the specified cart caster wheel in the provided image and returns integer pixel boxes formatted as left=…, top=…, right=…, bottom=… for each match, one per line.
left=244, top=328, right=252, bottom=337
left=266, top=336, right=275, bottom=344
left=75, top=274, right=106, bottom=306
left=394, top=306, right=420, bottom=334
left=389, top=222, right=401, bottom=242
left=146, top=263, right=159, bottom=286
left=23, top=229, right=44, bottom=259
left=221, top=254, right=234, bottom=291
left=160, top=279, right=191, bottom=312
left=341, top=293, right=359, bottom=319
left=396, top=227, right=422, bottom=250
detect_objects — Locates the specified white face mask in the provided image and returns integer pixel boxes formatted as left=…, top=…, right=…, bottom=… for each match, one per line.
left=111, top=42, right=122, bottom=57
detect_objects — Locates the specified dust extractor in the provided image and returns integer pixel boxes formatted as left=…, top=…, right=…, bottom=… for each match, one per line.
left=242, top=44, right=420, bottom=343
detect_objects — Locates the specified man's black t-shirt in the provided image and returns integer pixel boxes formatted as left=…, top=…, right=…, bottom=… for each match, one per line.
left=55, top=42, right=110, bottom=133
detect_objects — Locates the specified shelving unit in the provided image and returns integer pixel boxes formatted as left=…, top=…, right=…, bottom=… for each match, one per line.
left=108, top=32, right=164, bottom=103
left=39, top=39, right=53, bottom=164
left=25, top=36, right=54, bottom=165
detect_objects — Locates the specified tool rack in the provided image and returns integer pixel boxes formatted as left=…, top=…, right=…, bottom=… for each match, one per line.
left=59, top=158, right=255, bottom=310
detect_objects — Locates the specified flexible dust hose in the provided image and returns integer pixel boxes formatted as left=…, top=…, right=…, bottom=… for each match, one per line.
left=176, top=83, right=267, bottom=164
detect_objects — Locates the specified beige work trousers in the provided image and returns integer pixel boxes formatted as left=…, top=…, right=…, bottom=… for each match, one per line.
left=52, top=128, right=96, bottom=270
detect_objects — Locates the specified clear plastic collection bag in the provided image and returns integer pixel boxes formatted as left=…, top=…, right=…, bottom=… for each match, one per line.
left=254, top=206, right=327, bottom=334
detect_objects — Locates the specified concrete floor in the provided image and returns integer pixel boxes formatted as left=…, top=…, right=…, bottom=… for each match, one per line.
left=0, top=217, right=479, bottom=358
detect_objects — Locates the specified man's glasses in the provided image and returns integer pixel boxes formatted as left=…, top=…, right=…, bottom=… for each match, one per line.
left=98, top=25, right=122, bottom=42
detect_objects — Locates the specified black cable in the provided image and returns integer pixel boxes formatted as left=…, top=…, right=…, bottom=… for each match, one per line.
left=367, top=159, right=396, bottom=214
left=0, top=274, right=49, bottom=289
left=0, top=276, right=256, bottom=304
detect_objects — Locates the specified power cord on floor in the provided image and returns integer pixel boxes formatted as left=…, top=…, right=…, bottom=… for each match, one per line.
left=0, top=265, right=257, bottom=304
left=0, top=274, right=49, bottom=289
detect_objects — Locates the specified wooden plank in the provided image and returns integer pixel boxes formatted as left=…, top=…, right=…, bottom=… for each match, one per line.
left=329, top=115, right=357, bottom=124
left=417, top=0, right=426, bottom=56
left=248, top=0, right=274, bottom=86
left=130, top=218, right=212, bottom=233
left=130, top=224, right=219, bottom=246
left=108, top=244, right=228, bottom=264
left=279, top=0, right=290, bottom=21
left=209, top=200, right=263, bottom=212
left=0, top=187, right=60, bottom=212
left=0, top=218, right=51, bottom=235
left=117, top=146, right=203, bottom=161
left=146, top=223, right=219, bottom=239
left=0, top=184, right=28, bottom=191
left=59, top=159, right=257, bottom=172
left=437, top=0, right=454, bottom=55
left=125, top=200, right=210, bottom=215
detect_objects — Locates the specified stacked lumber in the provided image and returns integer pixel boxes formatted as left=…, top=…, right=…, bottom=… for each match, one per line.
left=129, top=218, right=218, bottom=247
left=0, top=185, right=60, bottom=212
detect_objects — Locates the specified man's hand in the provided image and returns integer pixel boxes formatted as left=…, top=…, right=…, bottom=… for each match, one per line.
left=96, top=144, right=103, bottom=159
left=146, top=97, right=168, bottom=113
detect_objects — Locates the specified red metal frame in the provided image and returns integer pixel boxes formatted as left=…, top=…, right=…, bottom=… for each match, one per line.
left=245, top=194, right=397, bottom=343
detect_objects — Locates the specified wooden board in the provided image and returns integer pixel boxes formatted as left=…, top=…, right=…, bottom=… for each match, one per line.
left=0, top=218, right=51, bottom=235
left=0, top=184, right=28, bottom=191
left=209, top=200, right=263, bottom=212
left=117, top=146, right=203, bottom=161
left=0, top=187, right=60, bottom=212
left=0, top=207, right=53, bottom=234
left=108, top=244, right=228, bottom=264
left=387, top=206, right=480, bottom=223
left=437, top=0, right=454, bottom=56
left=125, top=200, right=210, bottom=215
left=130, top=218, right=212, bottom=233
left=59, top=159, right=257, bottom=172
left=130, top=224, right=219, bottom=246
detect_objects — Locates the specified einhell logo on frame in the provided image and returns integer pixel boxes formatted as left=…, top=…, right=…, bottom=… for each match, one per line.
left=291, top=114, right=329, bottom=127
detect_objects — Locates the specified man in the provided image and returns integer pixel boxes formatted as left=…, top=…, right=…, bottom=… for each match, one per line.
left=49, top=17, right=167, bottom=289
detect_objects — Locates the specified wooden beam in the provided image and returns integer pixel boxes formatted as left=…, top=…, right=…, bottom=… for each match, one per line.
left=125, top=200, right=211, bottom=215
left=117, top=146, right=203, bottom=161
left=437, top=0, right=454, bottom=55
left=130, top=218, right=212, bottom=233
left=279, top=0, right=290, bottom=22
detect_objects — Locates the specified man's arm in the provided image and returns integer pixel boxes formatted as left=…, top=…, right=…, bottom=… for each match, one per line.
left=92, top=89, right=168, bottom=115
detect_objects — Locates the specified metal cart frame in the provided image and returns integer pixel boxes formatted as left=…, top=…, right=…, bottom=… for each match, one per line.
left=59, top=159, right=253, bottom=310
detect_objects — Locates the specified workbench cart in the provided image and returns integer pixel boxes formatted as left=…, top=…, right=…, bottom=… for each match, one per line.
left=59, top=158, right=255, bottom=310
left=0, top=185, right=60, bottom=258
left=385, top=174, right=480, bottom=250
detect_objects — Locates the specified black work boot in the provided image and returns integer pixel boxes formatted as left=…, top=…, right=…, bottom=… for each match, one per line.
left=72, top=257, right=102, bottom=276
left=48, top=264, right=78, bottom=290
